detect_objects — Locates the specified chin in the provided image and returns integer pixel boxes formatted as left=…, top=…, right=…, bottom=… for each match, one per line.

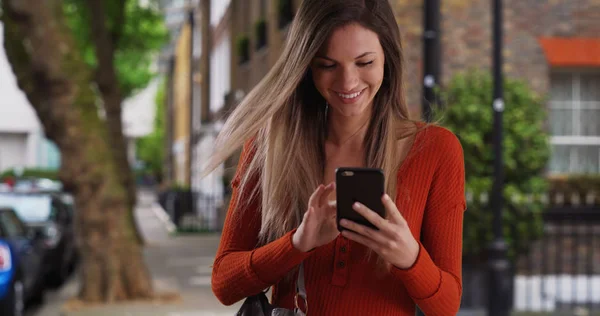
left=330, top=102, right=370, bottom=118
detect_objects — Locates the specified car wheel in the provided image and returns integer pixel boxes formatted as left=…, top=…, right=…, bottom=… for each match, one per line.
left=0, top=279, right=24, bottom=316
left=12, top=280, right=24, bottom=316
left=28, top=277, right=44, bottom=306
left=48, top=263, right=69, bottom=288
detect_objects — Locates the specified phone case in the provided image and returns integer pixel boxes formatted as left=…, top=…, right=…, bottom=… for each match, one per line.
left=335, top=167, right=385, bottom=232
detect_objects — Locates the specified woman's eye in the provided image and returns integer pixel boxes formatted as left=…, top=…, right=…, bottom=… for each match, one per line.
left=318, top=64, right=336, bottom=69
left=357, top=61, right=374, bottom=67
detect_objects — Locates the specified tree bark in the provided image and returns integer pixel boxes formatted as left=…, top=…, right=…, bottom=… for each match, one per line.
left=86, top=0, right=144, bottom=246
left=1, top=0, right=153, bottom=302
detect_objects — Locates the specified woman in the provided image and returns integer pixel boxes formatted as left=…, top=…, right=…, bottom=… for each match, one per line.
left=206, top=0, right=466, bottom=315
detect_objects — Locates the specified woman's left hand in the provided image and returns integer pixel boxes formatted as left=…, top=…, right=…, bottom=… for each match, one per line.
left=339, top=194, right=420, bottom=269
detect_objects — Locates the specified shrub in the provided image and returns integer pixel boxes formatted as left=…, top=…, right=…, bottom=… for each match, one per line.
left=1, top=168, right=59, bottom=180
left=437, top=70, right=551, bottom=263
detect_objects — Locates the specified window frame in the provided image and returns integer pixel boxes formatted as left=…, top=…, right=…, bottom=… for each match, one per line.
left=549, top=68, right=600, bottom=174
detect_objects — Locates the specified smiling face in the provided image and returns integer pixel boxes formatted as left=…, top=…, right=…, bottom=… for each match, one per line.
left=311, top=23, right=385, bottom=119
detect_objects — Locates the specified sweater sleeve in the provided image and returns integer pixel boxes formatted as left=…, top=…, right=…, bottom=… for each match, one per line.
left=391, top=128, right=466, bottom=316
left=211, top=140, right=312, bottom=306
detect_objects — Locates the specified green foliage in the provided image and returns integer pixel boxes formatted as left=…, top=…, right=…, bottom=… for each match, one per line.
left=549, top=174, right=600, bottom=193
left=63, top=0, right=168, bottom=98
left=169, top=184, right=190, bottom=191
left=437, top=70, right=551, bottom=263
left=236, top=34, right=250, bottom=64
left=277, top=0, right=293, bottom=28
left=1, top=168, right=59, bottom=180
left=254, top=19, right=267, bottom=49
left=136, top=79, right=165, bottom=181
left=548, top=175, right=600, bottom=205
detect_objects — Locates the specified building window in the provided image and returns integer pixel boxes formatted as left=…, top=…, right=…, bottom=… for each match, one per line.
left=255, top=19, right=267, bottom=50
left=548, top=71, right=600, bottom=174
left=255, top=0, right=268, bottom=50
left=236, top=34, right=250, bottom=64
left=278, top=0, right=294, bottom=29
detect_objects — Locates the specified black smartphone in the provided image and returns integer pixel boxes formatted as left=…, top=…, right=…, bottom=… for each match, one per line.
left=335, top=167, right=385, bottom=232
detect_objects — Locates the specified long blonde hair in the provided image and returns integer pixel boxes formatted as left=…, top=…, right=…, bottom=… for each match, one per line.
left=204, top=0, right=419, bottom=246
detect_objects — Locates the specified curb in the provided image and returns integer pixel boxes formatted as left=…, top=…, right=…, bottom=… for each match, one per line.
left=150, top=201, right=177, bottom=234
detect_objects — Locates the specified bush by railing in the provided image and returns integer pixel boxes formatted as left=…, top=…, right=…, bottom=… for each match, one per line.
left=1, top=168, right=59, bottom=181
left=438, top=70, right=551, bottom=265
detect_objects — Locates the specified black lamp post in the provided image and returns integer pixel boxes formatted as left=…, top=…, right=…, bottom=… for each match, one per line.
left=422, top=0, right=441, bottom=123
left=488, top=0, right=511, bottom=315
left=416, top=1, right=441, bottom=315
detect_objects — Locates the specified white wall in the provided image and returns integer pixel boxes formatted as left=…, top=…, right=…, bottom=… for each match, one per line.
left=0, top=22, right=59, bottom=171
left=210, top=0, right=231, bottom=27
left=0, top=23, right=42, bottom=134
left=189, top=0, right=230, bottom=229
left=122, top=78, right=160, bottom=139
left=209, top=30, right=231, bottom=113
left=0, top=133, right=27, bottom=172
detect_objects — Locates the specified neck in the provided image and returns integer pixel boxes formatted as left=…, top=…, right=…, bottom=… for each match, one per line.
left=326, top=109, right=371, bottom=150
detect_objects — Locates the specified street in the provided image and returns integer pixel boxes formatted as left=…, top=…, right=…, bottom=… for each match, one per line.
left=24, top=190, right=242, bottom=316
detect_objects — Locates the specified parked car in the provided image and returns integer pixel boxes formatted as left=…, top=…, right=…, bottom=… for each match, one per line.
left=12, top=178, right=62, bottom=193
left=0, top=207, right=46, bottom=316
left=0, top=193, right=77, bottom=287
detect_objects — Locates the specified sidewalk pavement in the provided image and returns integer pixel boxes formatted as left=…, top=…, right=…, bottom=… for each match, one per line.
left=57, top=190, right=242, bottom=316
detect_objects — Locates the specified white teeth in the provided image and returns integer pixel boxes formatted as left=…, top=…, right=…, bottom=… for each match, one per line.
left=338, top=90, right=362, bottom=99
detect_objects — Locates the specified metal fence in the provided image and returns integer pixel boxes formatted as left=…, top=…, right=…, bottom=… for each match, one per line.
left=158, top=189, right=226, bottom=233
left=157, top=186, right=600, bottom=313
left=460, top=191, right=600, bottom=315
left=513, top=205, right=600, bottom=313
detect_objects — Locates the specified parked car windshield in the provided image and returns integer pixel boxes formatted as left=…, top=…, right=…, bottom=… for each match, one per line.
left=0, top=194, right=53, bottom=222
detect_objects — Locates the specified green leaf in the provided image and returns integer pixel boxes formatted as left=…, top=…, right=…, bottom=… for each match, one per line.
left=437, top=70, right=551, bottom=263
left=63, top=0, right=168, bottom=98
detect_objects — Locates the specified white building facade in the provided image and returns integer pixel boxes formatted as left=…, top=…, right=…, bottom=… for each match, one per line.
left=190, top=0, right=232, bottom=230
left=0, top=23, right=61, bottom=173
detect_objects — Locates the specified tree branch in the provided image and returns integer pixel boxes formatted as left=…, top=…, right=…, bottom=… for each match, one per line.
left=86, top=0, right=117, bottom=97
left=111, top=0, right=127, bottom=46
left=2, top=0, right=83, bottom=149
left=85, top=0, right=141, bottom=243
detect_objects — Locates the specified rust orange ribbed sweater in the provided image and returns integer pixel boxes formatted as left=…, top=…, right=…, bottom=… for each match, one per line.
left=212, top=125, right=466, bottom=316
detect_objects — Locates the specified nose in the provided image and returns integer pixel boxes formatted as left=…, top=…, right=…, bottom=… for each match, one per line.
left=336, top=66, right=359, bottom=92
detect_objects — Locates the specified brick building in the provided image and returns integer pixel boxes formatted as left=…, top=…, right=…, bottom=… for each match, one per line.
left=228, top=0, right=600, bottom=175
left=157, top=0, right=599, bottom=230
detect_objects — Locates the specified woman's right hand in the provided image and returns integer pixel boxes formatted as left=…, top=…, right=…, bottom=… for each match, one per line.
left=292, top=182, right=339, bottom=252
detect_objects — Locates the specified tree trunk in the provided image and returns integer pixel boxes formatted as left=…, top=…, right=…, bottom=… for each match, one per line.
left=86, top=0, right=144, bottom=246
left=1, top=0, right=153, bottom=302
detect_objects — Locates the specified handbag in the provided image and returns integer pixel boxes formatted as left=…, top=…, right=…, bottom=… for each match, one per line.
left=236, top=263, right=307, bottom=316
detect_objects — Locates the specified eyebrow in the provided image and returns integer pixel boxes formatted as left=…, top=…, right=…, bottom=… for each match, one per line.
left=315, top=52, right=376, bottom=61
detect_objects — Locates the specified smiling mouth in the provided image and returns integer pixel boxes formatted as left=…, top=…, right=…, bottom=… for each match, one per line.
left=336, top=89, right=365, bottom=99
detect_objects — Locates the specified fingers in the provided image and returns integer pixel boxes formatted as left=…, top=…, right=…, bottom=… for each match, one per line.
left=308, top=184, right=325, bottom=209
left=351, top=202, right=391, bottom=232
left=341, top=229, right=378, bottom=251
left=309, top=182, right=335, bottom=210
left=318, top=182, right=335, bottom=208
left=327, top=200, right=337, bottom=209
left=381, top=194, right=406, bottom=225
left=339, top=219, right=387, bottom=245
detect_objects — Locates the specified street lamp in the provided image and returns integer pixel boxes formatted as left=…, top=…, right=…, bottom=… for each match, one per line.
left=488, top=0, right=511, bottom=315
left=417, top=1, right=441, bottom=314
left=422, top=0, right=441, bottom=123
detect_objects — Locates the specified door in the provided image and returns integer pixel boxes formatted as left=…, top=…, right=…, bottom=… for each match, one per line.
left=0, top=210, right=42, bottom=292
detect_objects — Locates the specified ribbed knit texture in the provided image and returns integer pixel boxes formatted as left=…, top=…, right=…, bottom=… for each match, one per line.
left=211, top=125, right=466, bottom=316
